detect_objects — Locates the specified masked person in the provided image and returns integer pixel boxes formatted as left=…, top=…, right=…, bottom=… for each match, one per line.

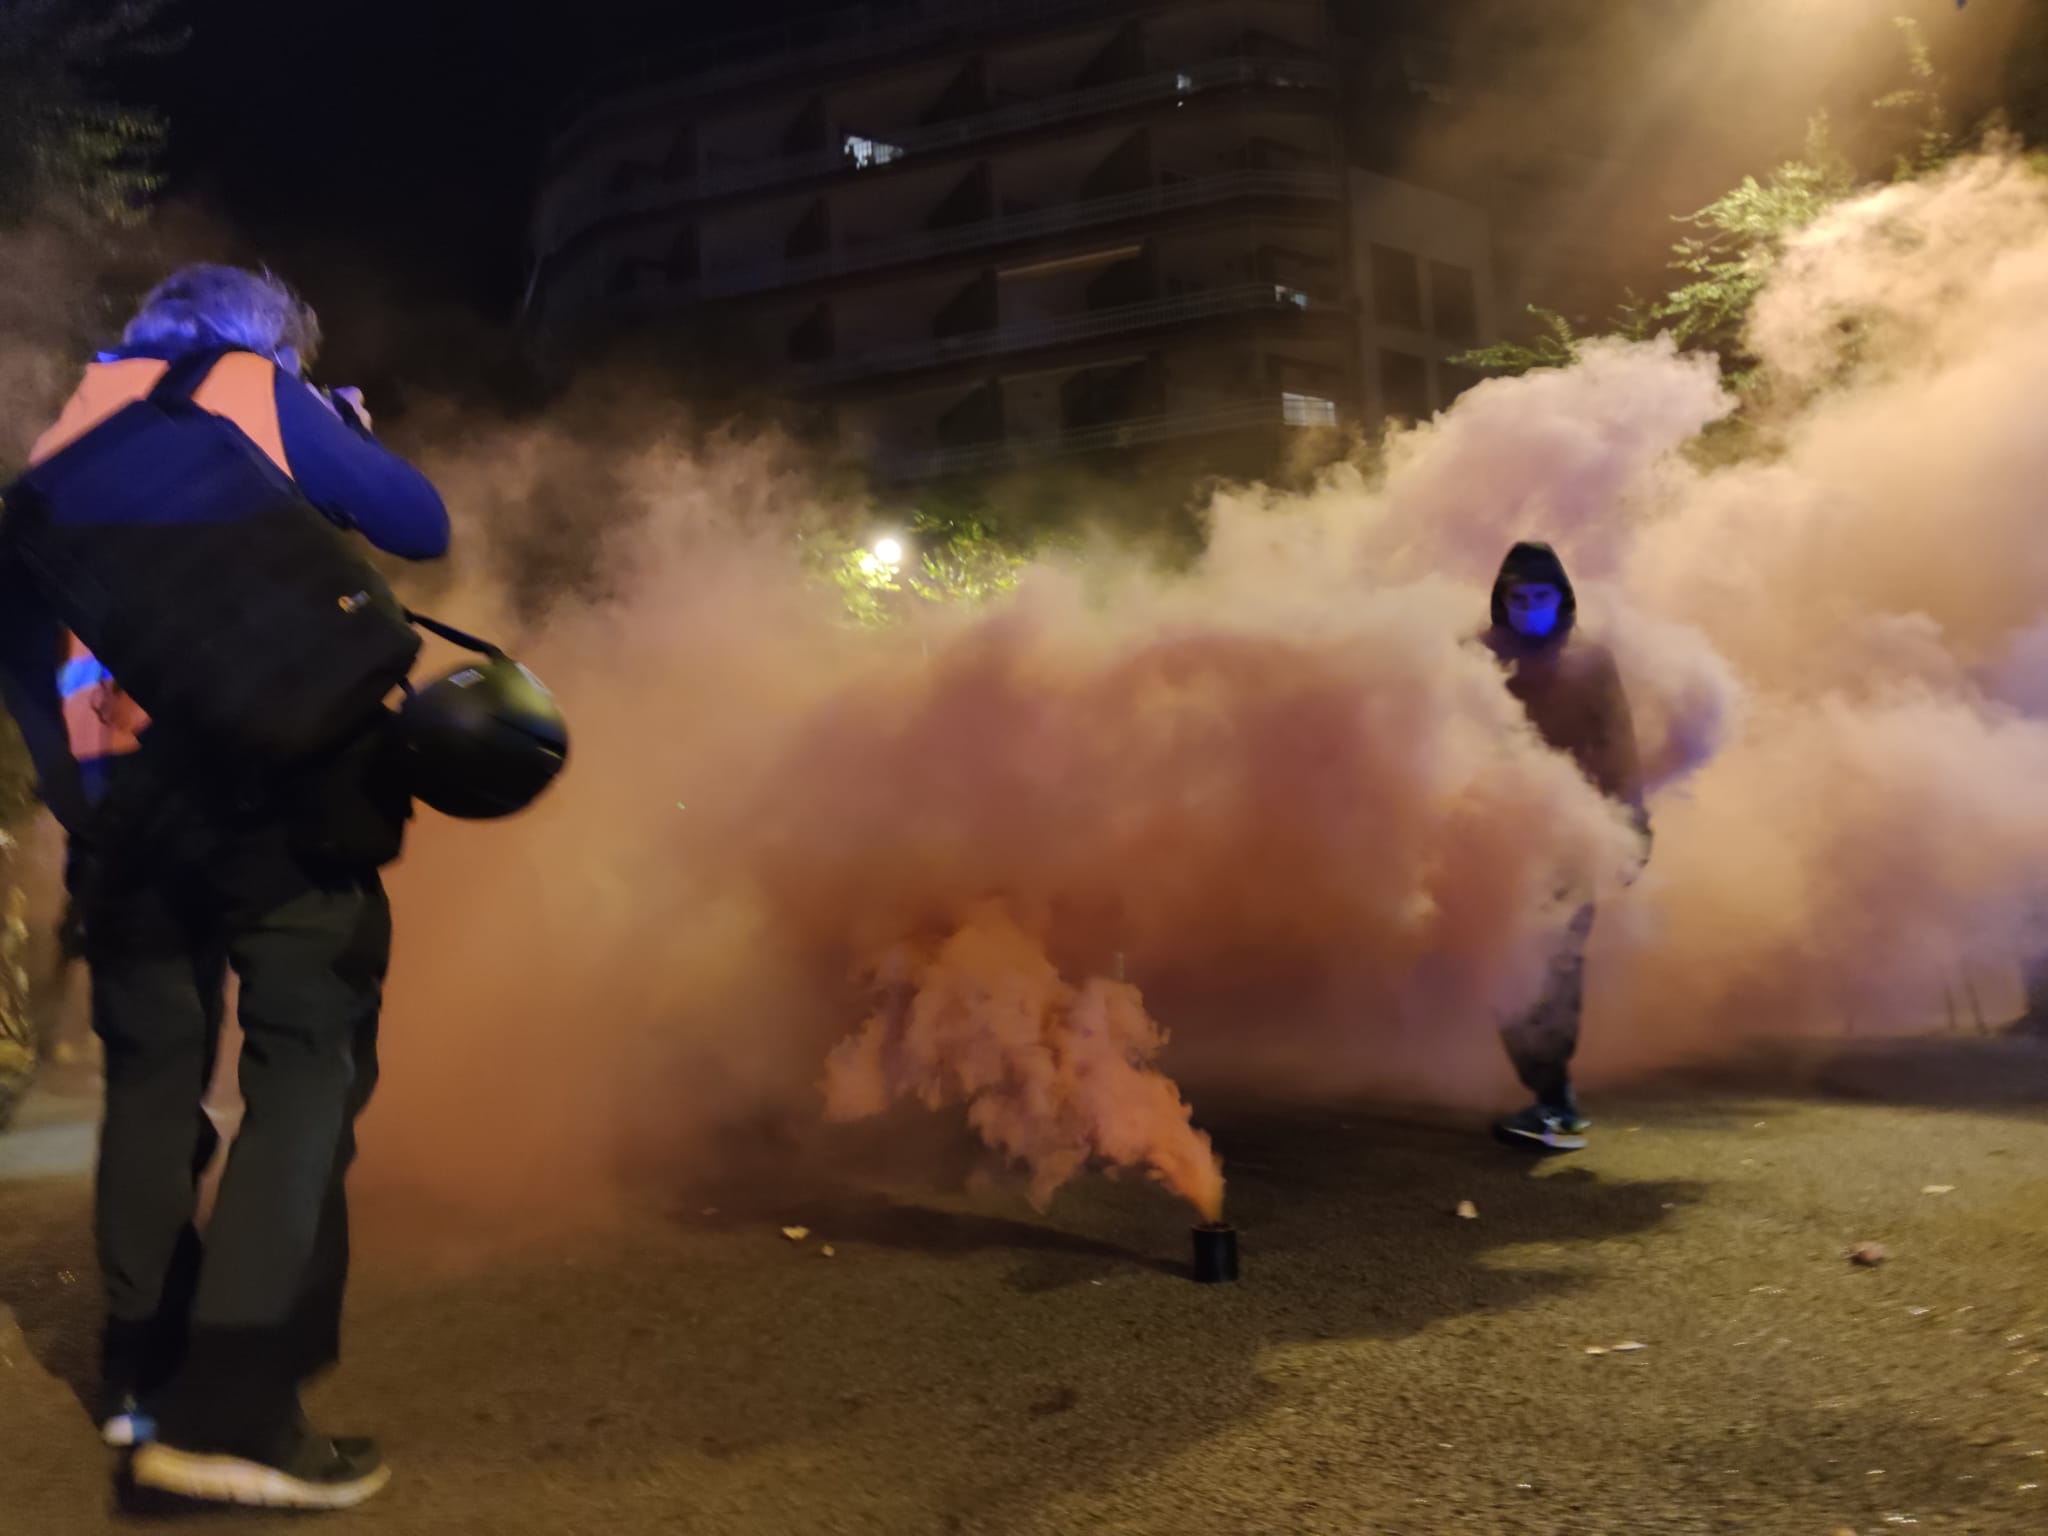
left=1480, top=541, right=1648, bottom=1153
left=0, top=265, right=448, bottom=1509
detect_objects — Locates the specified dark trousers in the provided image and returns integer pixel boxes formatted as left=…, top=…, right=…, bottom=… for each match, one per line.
left=1499, top=903, right=1595, bottom=1110
left=81, top=755, right=389, bottom=1458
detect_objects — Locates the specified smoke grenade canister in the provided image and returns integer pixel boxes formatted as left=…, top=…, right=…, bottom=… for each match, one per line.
left=1192, top=1222, right=1239, bottom=1283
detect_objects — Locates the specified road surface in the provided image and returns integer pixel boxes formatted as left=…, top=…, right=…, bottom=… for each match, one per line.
left=3, top=1037, right=2046, bottom=1535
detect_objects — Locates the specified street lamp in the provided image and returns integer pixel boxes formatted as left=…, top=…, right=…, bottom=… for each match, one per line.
left=872, top=535, right=905, bottom=569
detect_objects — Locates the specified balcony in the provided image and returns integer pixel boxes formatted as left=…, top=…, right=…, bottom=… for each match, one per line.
left=737, top=167, right=1337, bottom=292
left=874, top=391, right=1342, bottom=481
left=553, top=170, right=1341, bottom=334
left=539, top=56, right=1334, bottom=256
left=805, top=281, right=1320, bottom=385
left=554, top=0, right=1152, bottom=145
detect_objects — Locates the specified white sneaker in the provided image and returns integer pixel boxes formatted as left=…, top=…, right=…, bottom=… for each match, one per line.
left=131, top=1434, right=389, bottom=1510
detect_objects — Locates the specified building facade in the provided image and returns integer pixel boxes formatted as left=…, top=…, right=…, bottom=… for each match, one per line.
left=526, top=0, right=1500, bottom=480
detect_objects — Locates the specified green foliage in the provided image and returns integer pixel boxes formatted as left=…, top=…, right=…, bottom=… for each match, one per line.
left=1873, top=17, right=1956, bottom=180
left=1454, top=306, right=1584, bottom=378
left=1456, top=16, right=1971, bottom=391
left=813, top=506, right=1029, bottom=628
left=0, top=0, right=181, bottom=226
left=1455, top=292, right=1662, bottom=380
left=902, top=511, right=1029, bottom=606
left=1652, top=113, right=1857, bottom=384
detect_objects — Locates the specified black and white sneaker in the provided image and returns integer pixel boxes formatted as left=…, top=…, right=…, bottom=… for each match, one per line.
left=1494, top=1102, right=1589, bottom=1152
left=131, top=1431, right=389, bottom=1510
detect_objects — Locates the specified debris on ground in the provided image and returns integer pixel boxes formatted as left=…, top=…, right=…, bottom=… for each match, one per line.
left=781, top=1226, right=811, bottom=1242
left=1612, top=1341, right=1649, bottom=1353
left=1851, top=1242, right=1890, bottom=1267
left=1454, top=1200, right=1479, bottom=1220
left=821, top=1245, right=836, bottom=1258
left=1922, top=1185, right=1956, bottom=1195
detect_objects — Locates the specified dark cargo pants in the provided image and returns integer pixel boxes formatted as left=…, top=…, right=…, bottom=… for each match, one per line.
left=1499, top=903, right=1596, bottom=1110
left=81, top=755, right=389, bottom=1459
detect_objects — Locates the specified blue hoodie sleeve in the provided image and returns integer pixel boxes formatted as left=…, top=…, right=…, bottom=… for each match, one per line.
left=272, top=371, right=452, bottom=560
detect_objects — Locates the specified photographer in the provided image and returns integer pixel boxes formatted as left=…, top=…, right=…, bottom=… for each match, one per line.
left=0, top=264, right=447, bottom=1509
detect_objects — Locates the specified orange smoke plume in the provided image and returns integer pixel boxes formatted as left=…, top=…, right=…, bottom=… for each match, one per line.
left=823, top=904, right=1224, bottom=1220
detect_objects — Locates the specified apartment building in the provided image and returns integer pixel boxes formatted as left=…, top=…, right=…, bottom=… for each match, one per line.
left=525, top=0, right=1501, bottom=480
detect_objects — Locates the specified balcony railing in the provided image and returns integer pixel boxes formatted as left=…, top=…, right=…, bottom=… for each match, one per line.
left=702, top=169, right=1340, bottom=299
left=805, top=282, right=1319, bottom=385
left=874, top=393, right=1338, bottom=480
left=553, top=0, right=1157, bottom=142
left=539, top=56, right=1333, bottom=254
left=530, top=170, right=1340, bottom=341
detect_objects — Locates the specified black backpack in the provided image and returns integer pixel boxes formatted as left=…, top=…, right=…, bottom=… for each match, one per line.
left=0, top=346, right=422, bottom=766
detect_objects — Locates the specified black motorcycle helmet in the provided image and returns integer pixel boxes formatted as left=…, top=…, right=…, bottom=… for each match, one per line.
left=397, top=621, right=569, bottom=819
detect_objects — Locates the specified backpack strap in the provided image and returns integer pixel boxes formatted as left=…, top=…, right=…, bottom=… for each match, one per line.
left=146, top=345, right=246, bottom=408
left=404, top=608, right=505, bottom=659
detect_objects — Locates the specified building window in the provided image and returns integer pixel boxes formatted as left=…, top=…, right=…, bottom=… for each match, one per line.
left=1282, top=391, right=1338, bottom=427
left=1379, top=348, right=1429, bottom=421
left=844, top=134, right=904, bottom=169
left=1430, top=260, right=1479, bottom=344
left=1371, top=244, right=1423, bottom=330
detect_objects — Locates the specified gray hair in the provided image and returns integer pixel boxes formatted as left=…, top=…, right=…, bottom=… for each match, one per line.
left=121, top=264, right=322, bottom=374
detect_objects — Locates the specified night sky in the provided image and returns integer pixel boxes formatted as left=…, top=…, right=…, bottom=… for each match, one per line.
left=115, top=0, right=844, bottom=354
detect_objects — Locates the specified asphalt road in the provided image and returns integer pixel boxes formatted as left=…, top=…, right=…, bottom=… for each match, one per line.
left=3, top=1037, right=2047, bottom=1536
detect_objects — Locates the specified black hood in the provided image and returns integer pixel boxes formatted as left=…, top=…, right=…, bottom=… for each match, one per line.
left=1488, top=540, right=1578, bottom=639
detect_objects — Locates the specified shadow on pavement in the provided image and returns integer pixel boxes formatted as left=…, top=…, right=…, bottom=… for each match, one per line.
left=685, top=1181, right=1189, bottom=1280
left=1623, top=1033, right=2048, bottom=1115
left=4, top=1095, right=1710, bottom=1531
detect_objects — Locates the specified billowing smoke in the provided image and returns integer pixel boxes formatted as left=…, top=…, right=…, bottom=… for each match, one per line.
left=823, top=903, right=1224, bottom=1220
left=1387, top=0, right=2031, bottom=320
left=208, top=148, right=2048, bottom=1226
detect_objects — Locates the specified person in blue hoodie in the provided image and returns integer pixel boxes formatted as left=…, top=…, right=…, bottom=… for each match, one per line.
left=0, top=265, right=447, bottom=1510
left=1480, top=541, right=1650, bottom=1154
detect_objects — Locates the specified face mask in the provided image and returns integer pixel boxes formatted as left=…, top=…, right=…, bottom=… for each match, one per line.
left=1505, top=585, right=1562, bottom=639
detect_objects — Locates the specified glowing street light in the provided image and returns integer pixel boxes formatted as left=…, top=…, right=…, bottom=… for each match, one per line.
left=872, top=535, right=905, bottom=568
